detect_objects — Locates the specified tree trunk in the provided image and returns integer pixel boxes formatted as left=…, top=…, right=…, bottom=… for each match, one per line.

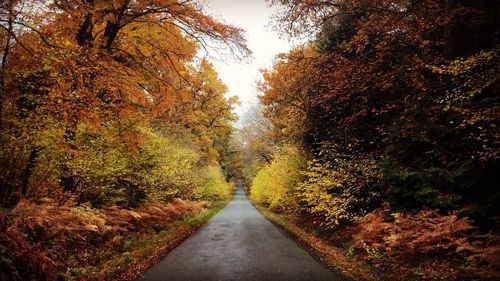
left=76, top=13, right=94, bottom=47
left=103, top=0, right=131, bottom=51
left=60, top=119, right=78, bottom=193
left=20, top=146, right=42, bottom=196
left=0, top=2, right=14, bottom=129
left=444, top=0, right=458, bottom=58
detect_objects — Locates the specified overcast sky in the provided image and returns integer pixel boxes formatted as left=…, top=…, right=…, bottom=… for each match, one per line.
left=203, top=0, right=294, bottom=123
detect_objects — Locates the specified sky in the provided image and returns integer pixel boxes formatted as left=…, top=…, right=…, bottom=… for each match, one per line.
left=202, top=0, right=294, bottom=123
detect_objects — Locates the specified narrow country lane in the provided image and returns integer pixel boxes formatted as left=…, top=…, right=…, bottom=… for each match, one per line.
left=139, top=180, right=344, bottom=281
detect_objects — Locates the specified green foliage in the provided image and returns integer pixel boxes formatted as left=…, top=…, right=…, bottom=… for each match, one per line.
left=183, top=200, right=228, bottom=225
left=380, top=155, right=463, bottom=212
left=381, top=48, right=500, bottom=226
left=250, top=144, right=305, bottom=212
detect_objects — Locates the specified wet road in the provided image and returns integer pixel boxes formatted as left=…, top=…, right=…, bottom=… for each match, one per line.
left=139, top=180, right=342, bottom=281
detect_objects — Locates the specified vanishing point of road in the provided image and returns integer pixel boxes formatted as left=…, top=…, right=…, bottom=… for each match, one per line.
left=139, top=180, right=344, bottom=281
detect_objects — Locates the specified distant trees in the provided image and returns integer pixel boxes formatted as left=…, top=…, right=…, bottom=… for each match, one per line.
left=0, top=0, right=248, bottom=207
left=229, top=105, right=276, bottom=182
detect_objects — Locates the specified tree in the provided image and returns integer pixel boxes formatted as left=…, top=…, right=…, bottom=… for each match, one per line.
left=260, top=0, right=499, bottom=228
left=0, top=0, right=248, bottom=207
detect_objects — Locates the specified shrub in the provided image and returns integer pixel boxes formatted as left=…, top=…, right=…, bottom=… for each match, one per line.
left=193, top=165, right=233, bottom=201
left=138, top=127, right=202, bottom=202
left=350, top=208, right=500, bottom=280
left=250, top=144, right=305, bottom=212
left=0, top=199, right=205, bottom=281
left=298, top=157, right=380, bottom=228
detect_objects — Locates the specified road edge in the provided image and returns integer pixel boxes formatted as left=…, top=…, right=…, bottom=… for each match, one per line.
left=253, top=204, right=380, bottom=281
left=107, top=200, right=231, bottom=281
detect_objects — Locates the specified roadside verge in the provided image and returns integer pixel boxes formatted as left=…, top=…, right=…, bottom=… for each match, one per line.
left=253, top=205, right=380, bottom=281
left=0, top=199, right=229, bottom=281
left=104, top=200, right=229, bottom=281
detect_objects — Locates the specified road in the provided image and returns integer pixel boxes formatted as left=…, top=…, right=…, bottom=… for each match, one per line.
left=139, top=180, right=343, bottom=281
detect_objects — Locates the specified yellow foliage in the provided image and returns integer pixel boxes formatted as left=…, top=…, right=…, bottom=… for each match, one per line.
left=250, top=144, right=305, bottom=212
left=193, top=165, right=233, bottom=201
left=298, top=157, right=379, bottom=228
left=141, top=128, right=234, bottom=202
left=298, top=160, right=355, bottom=227
left=138, top=127, right=202, bottom=201
left=431, top=48, right=500, bottom=161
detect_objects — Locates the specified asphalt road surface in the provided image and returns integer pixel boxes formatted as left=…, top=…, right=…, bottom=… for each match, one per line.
left=139, top=180, right=344, bottom=281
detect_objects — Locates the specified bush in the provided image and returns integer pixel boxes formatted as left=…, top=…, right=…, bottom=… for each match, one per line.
left=25, top=124, right=224, bottom=207
left=138, top=127, right=202, bottom=202
left=193, top=165, right=233, bottom=201
left=250, top=144, right=305, bottom=212
left=298, top=157, right=380, bottom=228
left=0, top=199, right=205, bottom=281
left=350, top=208, right=500, bottom=280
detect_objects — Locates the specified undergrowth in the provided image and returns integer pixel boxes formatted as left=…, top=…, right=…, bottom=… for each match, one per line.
left=0, top=199, right=228, bottom=280
left=254, top=203, right=500, bottom=281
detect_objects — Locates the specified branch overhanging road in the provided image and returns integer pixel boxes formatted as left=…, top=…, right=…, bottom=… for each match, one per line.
left=139, top=180, right=345, bottom=281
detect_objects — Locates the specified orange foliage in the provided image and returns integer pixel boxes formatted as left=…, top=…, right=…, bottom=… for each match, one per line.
left=0, top=199, right=205, bottom=280
left=347, top=209, right=500, bottom=280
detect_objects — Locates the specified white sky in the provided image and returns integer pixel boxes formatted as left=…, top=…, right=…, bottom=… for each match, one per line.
left=202, top=0, right=294, bottom=123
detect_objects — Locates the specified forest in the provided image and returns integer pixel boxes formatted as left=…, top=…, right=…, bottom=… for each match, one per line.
left=0, top=0, right=246, bottom=280
left=0, top=0, right=499, bottom=281
left=236, top=0, right=500, bottom=280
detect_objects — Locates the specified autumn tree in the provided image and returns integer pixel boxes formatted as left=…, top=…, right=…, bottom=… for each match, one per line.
left=259, top=0, right=499, bottom=228
left=0, top=0, right=248, bottom=207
